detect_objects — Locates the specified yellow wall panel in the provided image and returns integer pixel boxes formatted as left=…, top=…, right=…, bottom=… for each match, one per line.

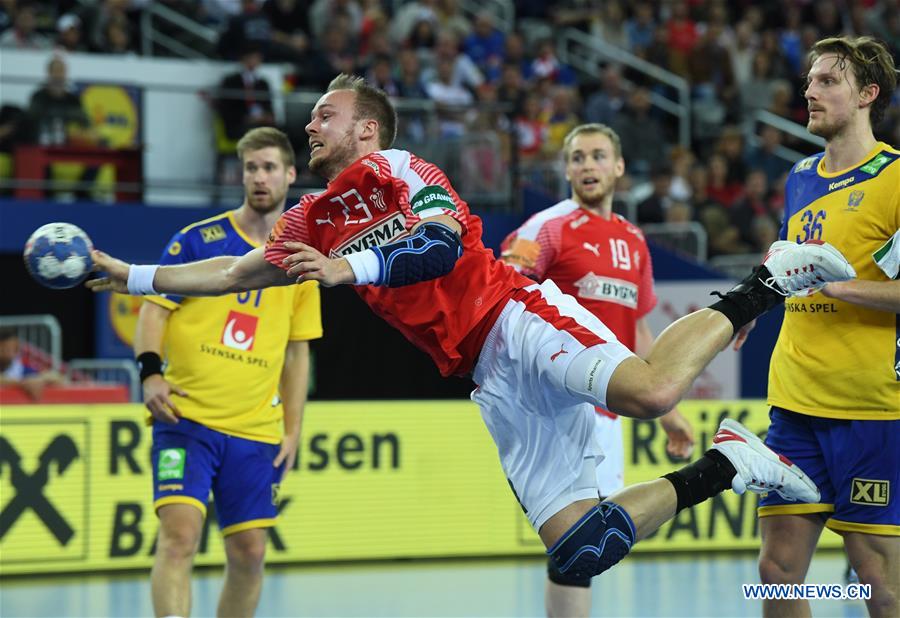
left=0, top=401, right=841, bottom=575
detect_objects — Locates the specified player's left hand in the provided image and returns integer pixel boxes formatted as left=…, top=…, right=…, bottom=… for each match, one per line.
left=85, top=250, right=130, bottom=293
left=282, top=241, right=355, bottom=287
left=659, top=408, right=695, bottom=460
left=819, top=282, right=845, bottom=298
left=273, top=432, right=300, bottom=480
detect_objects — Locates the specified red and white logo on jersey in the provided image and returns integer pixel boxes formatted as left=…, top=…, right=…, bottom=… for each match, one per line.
left=370, top=186, right=388, bottom=211
left=221, top=310, right=258, bottom=351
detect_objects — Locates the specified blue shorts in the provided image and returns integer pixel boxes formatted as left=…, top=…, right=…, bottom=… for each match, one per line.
left=759, top=408, right=899, bottom=536
left=151, top=418, right=285, bottom=536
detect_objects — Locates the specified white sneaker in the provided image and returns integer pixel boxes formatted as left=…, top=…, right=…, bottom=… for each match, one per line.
left=762, top=240, right=856, bottom=297
left=711, top=418, right=820, bottom=503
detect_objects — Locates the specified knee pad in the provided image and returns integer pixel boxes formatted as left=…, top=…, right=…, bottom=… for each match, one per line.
left=547, top=501, right=636, bottom=580
left=547, top=557, right=592, bottom=588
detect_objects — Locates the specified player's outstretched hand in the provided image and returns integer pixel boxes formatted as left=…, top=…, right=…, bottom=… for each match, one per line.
left=85, top=250, right=130, bottom=293
left=282, top=241, right=355, bottom=287
left=142, top=374, right=186, bottom=424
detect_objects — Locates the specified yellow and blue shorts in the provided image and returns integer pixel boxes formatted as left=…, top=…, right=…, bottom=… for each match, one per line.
left=759, top=407, right=899, bottom=536
left=151, top=418, right=285, bottom=536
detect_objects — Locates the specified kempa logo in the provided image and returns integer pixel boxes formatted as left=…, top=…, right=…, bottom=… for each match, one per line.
left=850, top=478, right=889, bottom=506
left=329, top=213, right=407, bottom=257
left=158, top=448, right=186, bottom=481
left=410, top=185, right=456, bottom=214
left=0, top=435, right=79, bottom=546
left=828, top=177, right=855, bottom=192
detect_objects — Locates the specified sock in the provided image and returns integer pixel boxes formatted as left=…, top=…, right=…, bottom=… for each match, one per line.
left=708, top=265, right=784, bottom=333
left=663, top=450, right=737, bottom=513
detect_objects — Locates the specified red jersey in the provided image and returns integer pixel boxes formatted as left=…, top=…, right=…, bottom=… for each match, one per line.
left=265, top=149, right=531, bottom=376
left=500, top=199, right=656, bottom=351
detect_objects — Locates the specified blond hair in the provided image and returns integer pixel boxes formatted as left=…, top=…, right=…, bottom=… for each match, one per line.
left=808, top=36, right=898, bottom=126
left=327, top=74, right=398, bottom=149
left=236, top=127, right=295, bottom=167
left=562, top=123, right=623, bottom=162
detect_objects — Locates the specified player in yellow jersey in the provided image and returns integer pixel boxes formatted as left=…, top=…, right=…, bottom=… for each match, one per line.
left=757, top=36, right=899, bottom=618
left=133, top=127, right=322, bottom=618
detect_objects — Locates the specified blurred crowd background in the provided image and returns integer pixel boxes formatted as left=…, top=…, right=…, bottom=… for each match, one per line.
left=0, top=0, right=897, bottom=404
left=1, top=0, right=898, bottom=258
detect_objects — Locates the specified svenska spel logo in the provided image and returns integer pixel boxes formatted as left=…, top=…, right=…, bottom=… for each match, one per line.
left=221, top=310, right=259, bottom=351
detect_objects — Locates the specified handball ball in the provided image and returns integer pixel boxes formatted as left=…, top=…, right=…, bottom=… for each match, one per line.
left=24, top=223, right=94, bottom=289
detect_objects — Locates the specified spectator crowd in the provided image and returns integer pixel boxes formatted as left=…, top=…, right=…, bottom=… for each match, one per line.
left=1, top=0, right=898, bottom=257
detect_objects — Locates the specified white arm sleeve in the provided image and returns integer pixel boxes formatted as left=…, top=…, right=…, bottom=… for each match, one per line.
left=873, top=230, right=900, bottom=280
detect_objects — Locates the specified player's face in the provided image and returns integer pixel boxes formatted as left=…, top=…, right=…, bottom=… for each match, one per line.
left=306, top=90, right=363, bottom=180
left=242, top=146, right=296, bottom=213
left=804, top=53, right=862, bottom=140
left=565, top=133, right=624, bottom=207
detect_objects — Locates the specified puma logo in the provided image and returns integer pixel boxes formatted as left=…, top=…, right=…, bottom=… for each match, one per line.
left=583, top=242, right=600, bottom=257
left=315, top=212, right=336, bottom=228
left=550, top=345, right=569, bottom=362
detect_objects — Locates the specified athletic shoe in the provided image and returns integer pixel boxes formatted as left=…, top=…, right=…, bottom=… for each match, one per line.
left=711, top=419, right=820, bottom=503
left=762, top=240, right=856, bottom=297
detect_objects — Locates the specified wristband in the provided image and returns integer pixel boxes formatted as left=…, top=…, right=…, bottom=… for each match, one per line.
left=344, top=249, right=382, bottom=285
left=136, top=351, right=163, bottom=382
left=127, top=264, right=159, bottom=295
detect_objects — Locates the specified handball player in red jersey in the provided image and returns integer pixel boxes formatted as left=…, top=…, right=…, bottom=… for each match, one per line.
left=90, top=74, right=858, bottom=586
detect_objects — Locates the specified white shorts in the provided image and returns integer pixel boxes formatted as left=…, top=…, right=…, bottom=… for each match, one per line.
left=593, top=413, right=625, bottom=497
left=471, top=280, right=635, bottom=530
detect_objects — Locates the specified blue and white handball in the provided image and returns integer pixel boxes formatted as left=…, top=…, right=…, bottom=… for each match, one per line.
left=24, top=223, right=94, bottom=289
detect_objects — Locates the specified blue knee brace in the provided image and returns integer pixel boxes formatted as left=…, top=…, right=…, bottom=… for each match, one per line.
left=547, top=501, right=636, bottom=580
left=547, top=557, right=592, bottom=588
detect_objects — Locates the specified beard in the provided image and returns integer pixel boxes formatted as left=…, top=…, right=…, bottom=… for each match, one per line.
left=808, top=119, right=834, bottom=140
left=572, top=178, right=613, bottom=206
left=807, top=112, right=849, bottom=141
left=246, top=189, right=286, bottom=214
left=308, top=129, right=358, bottom=180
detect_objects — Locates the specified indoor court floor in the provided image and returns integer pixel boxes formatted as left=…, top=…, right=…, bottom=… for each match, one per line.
left=1, top=551, right=865, bottom=617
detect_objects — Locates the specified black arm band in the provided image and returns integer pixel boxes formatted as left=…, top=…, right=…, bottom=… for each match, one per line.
left=136, top=351, right=163, bottom=382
